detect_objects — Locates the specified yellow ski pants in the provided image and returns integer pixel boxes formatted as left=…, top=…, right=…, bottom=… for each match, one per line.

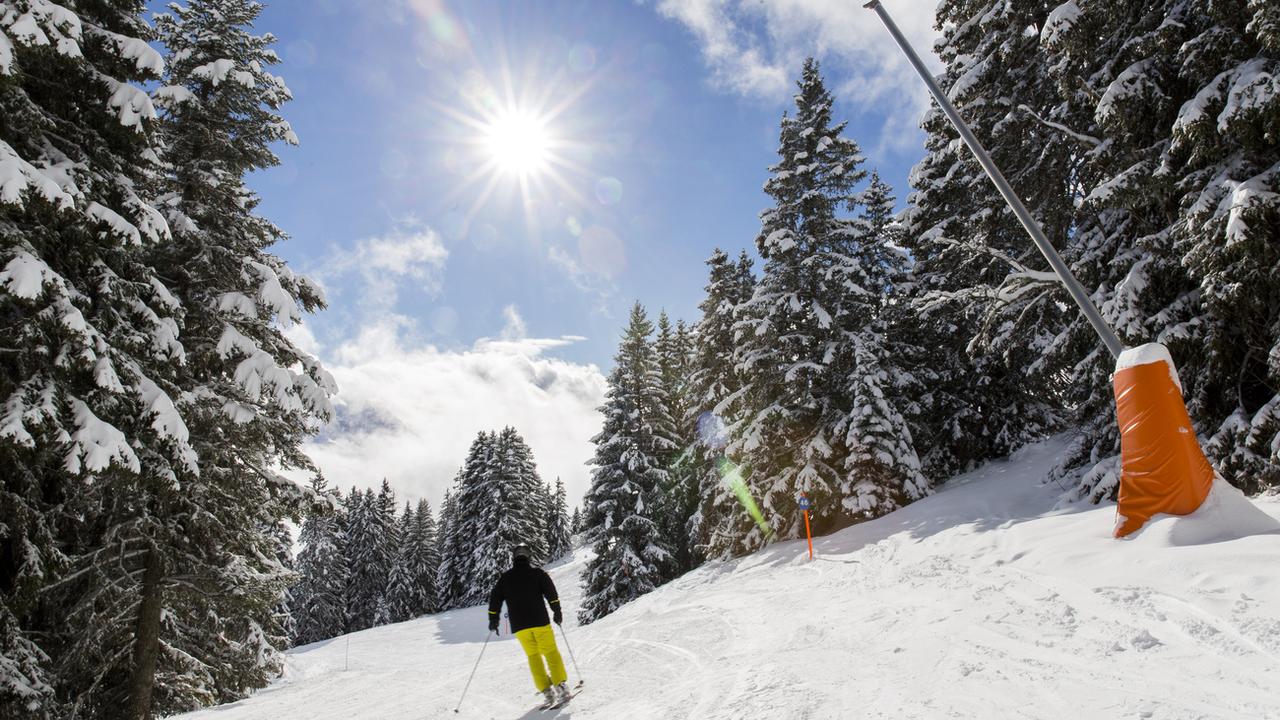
left=514, top=624, right=567, bottom=692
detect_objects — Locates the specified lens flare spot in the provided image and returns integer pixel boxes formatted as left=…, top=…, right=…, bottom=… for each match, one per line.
left=696, top=412, right=730, bottom=451
left=566, top=215, right=583, bottom=236
left=718, top=458, right=773, bottom=540
left=595, top=176, right=623, bottom=206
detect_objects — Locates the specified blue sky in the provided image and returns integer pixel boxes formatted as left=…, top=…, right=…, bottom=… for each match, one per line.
left=239, top=0, right=939, bottom=507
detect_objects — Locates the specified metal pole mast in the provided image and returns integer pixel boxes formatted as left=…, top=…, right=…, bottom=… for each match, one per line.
left=863, top=0, right=1125, bottom=359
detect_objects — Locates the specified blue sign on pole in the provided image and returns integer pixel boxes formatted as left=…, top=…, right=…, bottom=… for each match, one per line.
left=798, top=496, right=811, bottom=511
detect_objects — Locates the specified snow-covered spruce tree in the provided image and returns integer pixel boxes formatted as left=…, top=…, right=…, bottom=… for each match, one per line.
left=832, top=172, right=929, bottom=518
left=443, top=432, right=493, bottom=608
left=28, top=1, right=334, bottom=714
left=411, top=498, right=439, bottom=614
left=578, top=303, right=674, bottom=624
left=434, top=486, right=463, bottom=611
left=442, top=428, right=550, bottom=607
left=468, top=427, right=548, bottom=600
left=546, top=478, right=572, bottom=561
left=384, top=502, right=422, bottom=623
left=267, top=520, right=297, bottom=650
left=688, top=249, right=755, bottom=560
left=570, top=506, right=583, bottom=536
left=342, top=488, right=390, bottom=632
left=900, top=0, right=1070, bottom=483
left=725, top=59, right=921, bottom=554
left=1031, top=0, right=1195, bottom=500
left=137, top=0, right=336, bottom=704
left=1038, top=0, right=1280, bottom=497
left=653, top=312, right=698, bottom=574
left=0, top=2, right=215, bottom=717
left=292, top=476, right=347, bottom=646
left=370, top=480, right=399, bottom=626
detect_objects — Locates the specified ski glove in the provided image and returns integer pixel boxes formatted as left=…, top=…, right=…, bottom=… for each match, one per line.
left=553, top=608, right=563, bottom=625
left=488, top=616, right=499, bottom=634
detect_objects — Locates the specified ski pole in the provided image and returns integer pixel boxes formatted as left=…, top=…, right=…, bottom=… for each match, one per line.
left=554, top=622, right=584, bottom=688
left=453, top=631, right=492, bottom=714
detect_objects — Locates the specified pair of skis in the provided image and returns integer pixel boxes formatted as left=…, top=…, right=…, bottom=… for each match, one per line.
left=536, top=681, right=583, bottom=712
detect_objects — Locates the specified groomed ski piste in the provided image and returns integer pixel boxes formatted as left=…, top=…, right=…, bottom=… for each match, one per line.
left=177, top=437, right=1280, bottom=720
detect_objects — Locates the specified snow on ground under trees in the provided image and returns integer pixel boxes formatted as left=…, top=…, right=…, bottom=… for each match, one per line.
left=176, top=437, right=1280, bottom=720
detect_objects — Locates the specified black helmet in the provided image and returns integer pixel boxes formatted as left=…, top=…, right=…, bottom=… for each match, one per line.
left=512, top=543, right=532, bottom=562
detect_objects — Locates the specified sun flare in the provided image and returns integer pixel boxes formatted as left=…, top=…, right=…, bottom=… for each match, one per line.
left=482, top=109, right=552, bottom=178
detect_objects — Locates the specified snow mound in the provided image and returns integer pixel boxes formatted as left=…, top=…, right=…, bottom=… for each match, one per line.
left=1127, top=477, right=1280, bottom=547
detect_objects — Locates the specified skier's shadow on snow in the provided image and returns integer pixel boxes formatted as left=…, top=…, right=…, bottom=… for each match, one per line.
left=514, top=706, right=573, bottom=719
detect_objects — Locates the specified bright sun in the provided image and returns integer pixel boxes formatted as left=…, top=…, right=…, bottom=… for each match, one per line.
left=482, top=110, right=551, bottom=177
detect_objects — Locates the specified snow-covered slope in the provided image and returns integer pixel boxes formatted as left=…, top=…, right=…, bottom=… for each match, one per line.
left=177, top=438, right=1280, bottom=719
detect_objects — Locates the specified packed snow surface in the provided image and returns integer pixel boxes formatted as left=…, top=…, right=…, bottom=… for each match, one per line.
left=177, top=437, right=1280, bottom=720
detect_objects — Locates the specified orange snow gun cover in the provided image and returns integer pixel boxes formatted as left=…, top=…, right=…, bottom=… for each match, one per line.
left=1112, top=343, right=1214, bottom=537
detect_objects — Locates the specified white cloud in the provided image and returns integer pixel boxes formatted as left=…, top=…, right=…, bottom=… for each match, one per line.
left=548, top=245, right=616, bottom=317
left=302, top=318, right=607, bottom=513
left=655, top=0, right=790, bottom=98
left=320, top=225, right=449, bottom=312
left=500, top=304, right=527, bottom=340
left=652, top=0, right=941, bottom=156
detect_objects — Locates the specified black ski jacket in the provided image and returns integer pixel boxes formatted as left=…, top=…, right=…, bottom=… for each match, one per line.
left=488, top=558, right=560, bottom=633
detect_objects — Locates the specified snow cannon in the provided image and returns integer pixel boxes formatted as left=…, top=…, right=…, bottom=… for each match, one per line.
left=866, top=2, right=1218, bottom=539
left=1112, top=344, right=1215, bottom=537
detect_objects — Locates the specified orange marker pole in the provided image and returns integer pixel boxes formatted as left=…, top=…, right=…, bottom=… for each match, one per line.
left=800, top=493, right=814, bottom=559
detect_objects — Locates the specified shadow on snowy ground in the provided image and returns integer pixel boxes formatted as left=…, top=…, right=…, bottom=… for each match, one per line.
left=432, top=603, right=506, bottom=646
left=741, top=437, right=1097, bottom=571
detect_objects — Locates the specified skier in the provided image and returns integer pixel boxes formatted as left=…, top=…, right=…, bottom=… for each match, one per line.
left=488, top=543, right=572, bottom=708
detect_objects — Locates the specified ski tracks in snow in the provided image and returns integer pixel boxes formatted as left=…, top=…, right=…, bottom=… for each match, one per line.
left=176, top=438, right=1280, bottom=720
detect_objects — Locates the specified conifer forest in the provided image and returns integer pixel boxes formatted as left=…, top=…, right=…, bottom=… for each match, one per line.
left=1, top=0, right=1278, bottom=718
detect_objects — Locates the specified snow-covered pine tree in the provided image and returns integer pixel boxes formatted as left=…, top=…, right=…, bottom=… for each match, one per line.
left=570, top=506, right=583, bottom=536
left=343, top=488, right=388, bottom=632
left=370, top=480, right=399, bottom=626
left=900, top=0, right=1069, bottom=482
left=727, top=58, right=920, bottom=553
left=440, top=429, right=549, bottom=607
left=292, top=477, right=347, bottom=646
left=832, top=172, right=929, bottom=518
left=1030, top=0, right=1191, bottom=500
left=125, top=0, right=336, bottom=706
left=654, top=313, right=698, bottom=574
left=411, top=499, right=440, bottom=614
left=0, top=2, right=212, bottom=716
left=689, top=250, right=755, bottom=560
left=445, top=432, right=493, bottom=607
left=578, top=303, right=674, bottom=624
left=465, top=427, right=549, bottom=603
left=546, top=478, right=572, bottom=561
left=385, top=502, right=422, bottom=623
left=268, top=520, right=297, bottom=650
left=1038, top=0, right=1280, bottom=497
left=434, top=484, right=464, bottom=610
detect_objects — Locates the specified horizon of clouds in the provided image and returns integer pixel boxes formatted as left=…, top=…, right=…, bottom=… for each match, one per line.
left=649, top=0, right=941, bottom=158
left=287, top=248, right=607, bottom=511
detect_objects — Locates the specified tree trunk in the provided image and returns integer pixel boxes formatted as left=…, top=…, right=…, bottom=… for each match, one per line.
left=127, top=546, right=163, bottom=720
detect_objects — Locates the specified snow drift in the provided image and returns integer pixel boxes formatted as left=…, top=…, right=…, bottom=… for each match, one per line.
left=176, top=437, right=1280, bottom=720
